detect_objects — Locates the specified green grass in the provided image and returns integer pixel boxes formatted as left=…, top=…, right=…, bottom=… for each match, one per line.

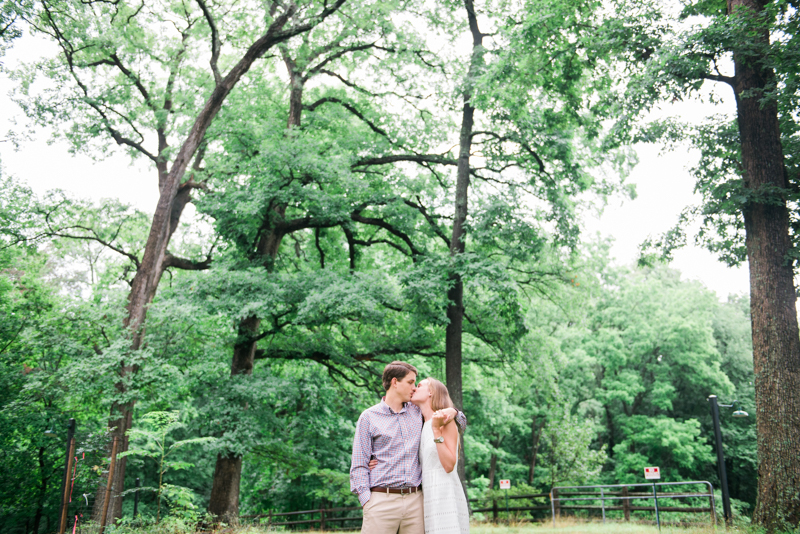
left=111, top=518, right=765, bottom=534
left=266, top=520, right=727, bottom=534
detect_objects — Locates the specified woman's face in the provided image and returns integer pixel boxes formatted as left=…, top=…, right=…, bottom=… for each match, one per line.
left=411, top=379, right=431, bottom=404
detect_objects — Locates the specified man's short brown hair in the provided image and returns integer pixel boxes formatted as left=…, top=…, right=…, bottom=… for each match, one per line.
left=382, top=361, right=418, bottom=391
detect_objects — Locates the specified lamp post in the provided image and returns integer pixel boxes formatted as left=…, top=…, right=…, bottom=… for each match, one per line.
left=708, top=395, right=748, bottom=526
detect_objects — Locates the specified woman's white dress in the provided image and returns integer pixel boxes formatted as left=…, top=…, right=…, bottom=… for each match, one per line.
left=420, top=420, right=470, bottom=533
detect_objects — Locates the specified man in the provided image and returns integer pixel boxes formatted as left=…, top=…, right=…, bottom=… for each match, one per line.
left=350, top=361, right=466, bottom=534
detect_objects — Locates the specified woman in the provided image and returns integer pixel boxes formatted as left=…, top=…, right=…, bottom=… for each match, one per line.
left=412, top=377, right=470, bottom=533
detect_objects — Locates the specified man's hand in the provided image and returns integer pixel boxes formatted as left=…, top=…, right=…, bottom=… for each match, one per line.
left=432, top=407, right=457, bottom=429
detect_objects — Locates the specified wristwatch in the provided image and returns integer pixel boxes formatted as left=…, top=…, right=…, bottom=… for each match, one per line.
left=433, top=435, right=444, bottom=444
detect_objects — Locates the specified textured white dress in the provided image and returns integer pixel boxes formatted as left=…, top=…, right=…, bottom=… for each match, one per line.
left=419, top=420, right=470, bottom=533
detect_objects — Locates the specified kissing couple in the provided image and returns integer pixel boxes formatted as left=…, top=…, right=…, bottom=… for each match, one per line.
left=350, top=361, right=470, bottom=533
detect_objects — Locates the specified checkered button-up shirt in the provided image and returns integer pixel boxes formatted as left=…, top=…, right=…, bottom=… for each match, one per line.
left=350, top=399, right=466, bottom=506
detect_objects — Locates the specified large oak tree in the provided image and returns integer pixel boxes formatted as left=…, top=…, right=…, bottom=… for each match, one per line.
left=15, top=0, right=346, bottom=522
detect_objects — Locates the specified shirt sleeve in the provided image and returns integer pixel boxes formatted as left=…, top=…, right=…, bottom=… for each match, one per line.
left=455, top=410, right=467, bottom=432
left=350, top=412, right=373, bottom=506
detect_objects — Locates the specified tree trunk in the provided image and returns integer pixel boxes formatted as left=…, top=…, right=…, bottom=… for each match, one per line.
left=208, top=316, right=260, bottom=523
left=207, top=65, right=303, bottom=524
left=549, top=432, right=557, bottom=489
left=487, top=435, right=504, bottom=490
left=528, top=417, right=543, bottom=485
left=89, top=6, right=328, bottom=523
left=488, top=453, right=497, bottom=490
left=447, top=0, right=483, bottom=495
left=208, top=454, right=243, bottom=522
left=93, top=160, right=199, bottom=523
left=605, top=404, right=615, bottom=459
left=730, top=1, right=800, bottom=530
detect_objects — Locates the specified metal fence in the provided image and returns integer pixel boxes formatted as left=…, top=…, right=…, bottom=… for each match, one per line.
left=242, top=506, right=364, bottom=530
left=551, top=481, right=717, bottom=528
left=470, top=492, right=551, bottom=522
left=241, top=482, right=717, bottom=531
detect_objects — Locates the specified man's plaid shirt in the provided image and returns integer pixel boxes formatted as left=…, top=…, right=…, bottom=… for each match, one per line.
left=350, top=398, right=466, bottom=506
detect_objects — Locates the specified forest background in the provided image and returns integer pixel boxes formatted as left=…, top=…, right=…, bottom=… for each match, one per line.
left=0, top=0, right=796, bottom=532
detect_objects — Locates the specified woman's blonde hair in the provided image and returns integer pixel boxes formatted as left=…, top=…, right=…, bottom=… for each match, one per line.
left=427, top=377, right=454, bottom=411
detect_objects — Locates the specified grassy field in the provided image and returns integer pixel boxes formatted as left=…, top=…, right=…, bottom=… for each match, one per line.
left=249, top=520, right=728, bottom=534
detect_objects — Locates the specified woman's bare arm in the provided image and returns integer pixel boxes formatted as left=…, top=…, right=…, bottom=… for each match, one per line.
left=431, top=412, right=459, bottom=473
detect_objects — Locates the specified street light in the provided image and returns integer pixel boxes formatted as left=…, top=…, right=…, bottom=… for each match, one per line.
left=708, top=395, right=748, bottom=526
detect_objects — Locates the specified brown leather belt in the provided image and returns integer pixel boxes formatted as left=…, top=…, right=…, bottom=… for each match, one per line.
left=370, top=485, right=421, bottom=494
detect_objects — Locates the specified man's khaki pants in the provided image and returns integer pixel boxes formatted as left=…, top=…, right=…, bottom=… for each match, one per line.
left=361, top=490, right=424, bottom=534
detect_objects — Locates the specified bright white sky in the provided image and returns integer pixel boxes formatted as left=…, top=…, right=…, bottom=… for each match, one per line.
left=0, top=35, right=750, bottom=300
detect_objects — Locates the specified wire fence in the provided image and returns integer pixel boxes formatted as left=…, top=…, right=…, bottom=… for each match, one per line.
left=59, top=427, right=111, bottom=534
left=37, top=420, right=121, bottom=534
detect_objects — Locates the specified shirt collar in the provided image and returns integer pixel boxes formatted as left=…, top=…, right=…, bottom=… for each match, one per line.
left=381, top=397, right=408, bottom=414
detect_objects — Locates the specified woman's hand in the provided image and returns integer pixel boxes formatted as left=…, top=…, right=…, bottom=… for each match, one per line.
left=368, top=458, right=378, bottom=470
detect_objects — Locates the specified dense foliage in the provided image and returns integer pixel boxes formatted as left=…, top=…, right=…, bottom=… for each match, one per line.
left=0, top=174, right=756, bottom=528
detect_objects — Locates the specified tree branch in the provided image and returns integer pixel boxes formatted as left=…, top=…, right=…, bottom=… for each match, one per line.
left=315, top=227, right=325, bottom=269
left=404, top=197, right=451, bottom=247
left=41, top=5, right=159, bottom=163
left=701, top=72, right=735, bottom=87
left=162, top=252, right=212, bottom=271
left=351, top=236, right=410, bottom=256
left=471, top=130, right=546, bottom=174
left=306, top=42, right=380, bottom=79
left=343, top=225, right=357, bottom=271
left=37, top=224, right=141, bottom=267
left=196, top=0, right=222, bottom=85
left=108, top=52, right=157, bottom=112
left=303, top=97, right=394, bottom=142
left=353, top=153, right=457, bottom=168
left=350, top=210, right=421, bottom=257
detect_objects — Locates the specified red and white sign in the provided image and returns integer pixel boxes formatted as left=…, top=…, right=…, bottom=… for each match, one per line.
left=499, top=479, right=511, bottom=489
left=644, top=467, right=661, bottom=480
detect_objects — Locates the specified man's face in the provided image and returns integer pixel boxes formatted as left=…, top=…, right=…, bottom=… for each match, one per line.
left=394, top=371, right=417, bottom=403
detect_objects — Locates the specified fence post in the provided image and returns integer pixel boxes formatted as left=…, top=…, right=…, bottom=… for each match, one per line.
left=99, top=437, right=119, bottom=534
left=652, top=483, right=661, bottom=532
left=58, top=419, right=77, bottom=534
left=600, top=487, right=606, bottom=524
left=492, top=498, right=498, bottom=523
left=268, top=509, right=272, bottom=528
left=320, top=507, right=326, bottom=531
left=622, top=486, right=630, bottom=522
left=553, top=488, right=560, bottom=519
left=708, top=485, right=717, bottom=526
